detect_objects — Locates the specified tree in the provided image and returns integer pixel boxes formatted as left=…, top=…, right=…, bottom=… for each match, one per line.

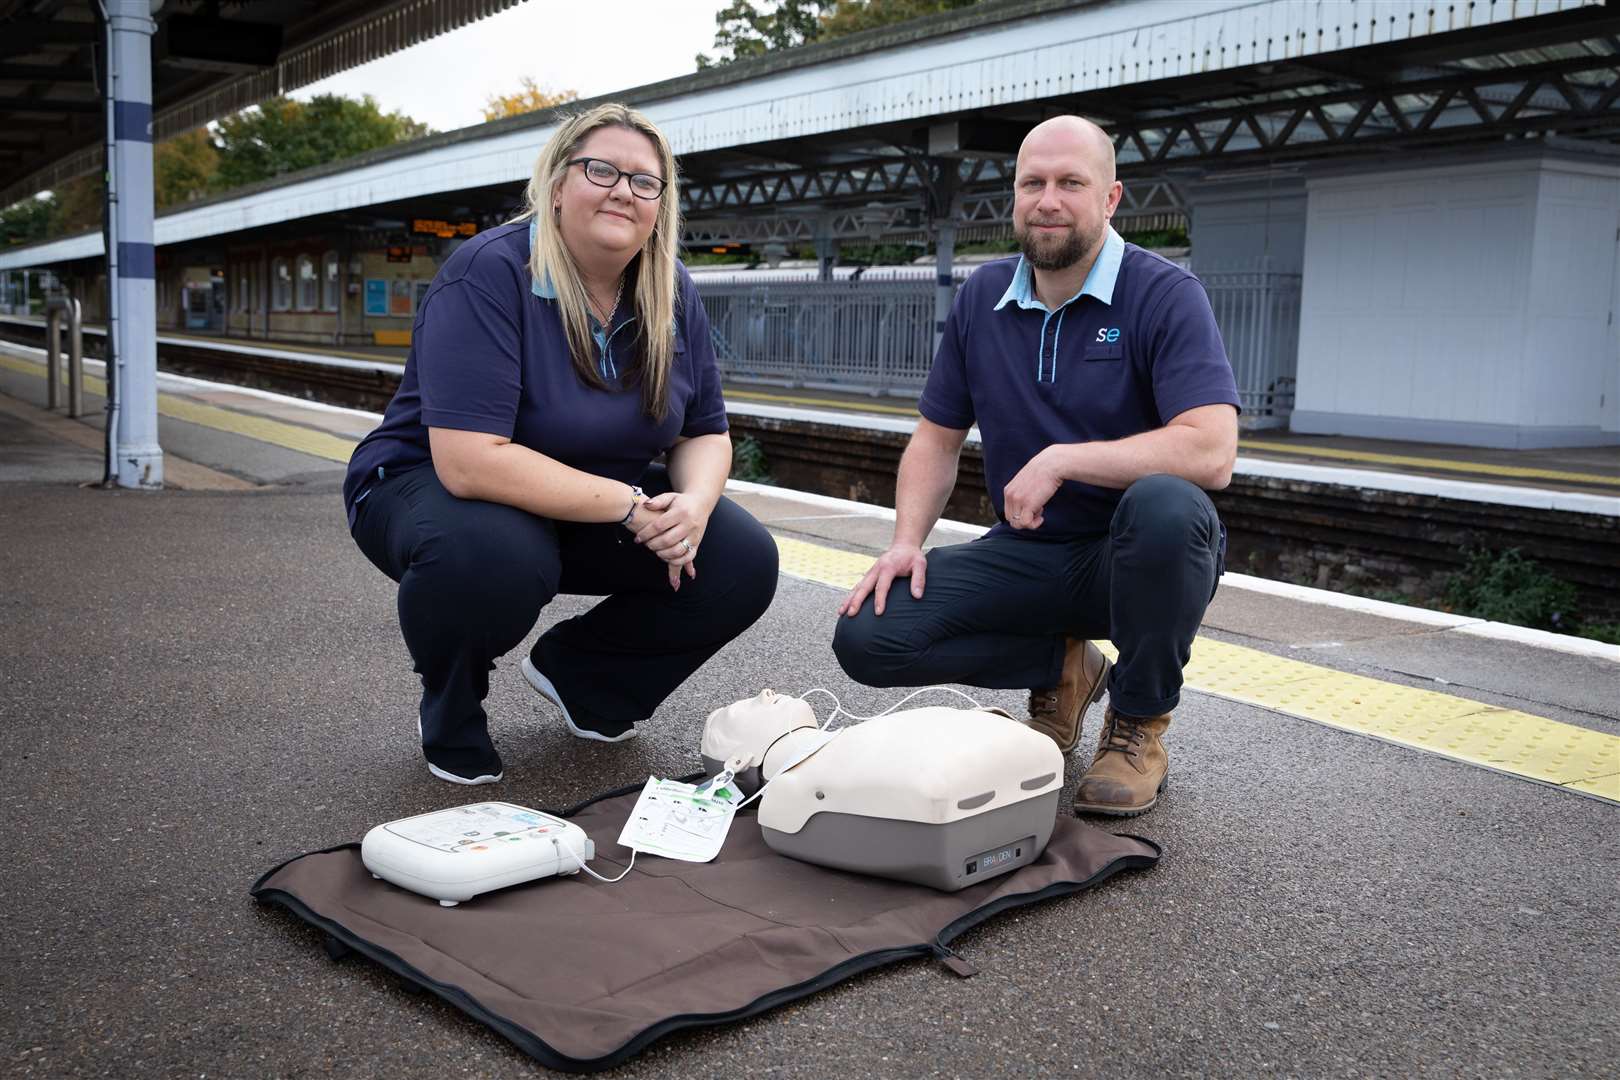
left=697, top=0, right=827, bottom=68
left=154, top=128, right=220, bottom=209
left=51, top=174, right=104, bottom=235
left=0, top=193, right=55, bottom=247
left=211, top=94, right=433, bottom=189
left=696, top=0, right=983, bottom=67
left=482, top=77, right=578, bottom=122
left=819, top=0, right=980, bottom=37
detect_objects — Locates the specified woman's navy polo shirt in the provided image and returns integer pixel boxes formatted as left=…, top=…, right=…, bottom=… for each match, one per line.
left=343, top=221, right=729, bottom=525
left=919, top=228, right=1240, bottom=540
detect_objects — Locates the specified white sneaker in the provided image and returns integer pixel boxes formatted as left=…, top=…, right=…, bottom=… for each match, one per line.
left=520, top=656, right=638, bottom=743
left=417, top=717, right=502, bottom=785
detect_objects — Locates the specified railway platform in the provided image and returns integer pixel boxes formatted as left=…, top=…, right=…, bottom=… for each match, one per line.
left=3, top=315, right=1617, bottom=496
left=0, top=338, right=1616, bottom=1078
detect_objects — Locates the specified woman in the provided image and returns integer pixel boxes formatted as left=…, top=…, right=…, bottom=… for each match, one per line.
left=343, top=104, right=778, bottom=785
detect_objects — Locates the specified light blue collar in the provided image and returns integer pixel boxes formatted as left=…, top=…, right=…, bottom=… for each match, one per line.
left=995, top=225, right=1124, bottom=313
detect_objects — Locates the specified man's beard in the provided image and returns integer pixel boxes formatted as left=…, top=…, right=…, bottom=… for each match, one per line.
left=1015, top=217, right=1104, bottom=272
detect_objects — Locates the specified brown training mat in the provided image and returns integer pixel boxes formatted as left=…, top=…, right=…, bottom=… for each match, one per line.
left=252, top=780, right=1159, bottom=1073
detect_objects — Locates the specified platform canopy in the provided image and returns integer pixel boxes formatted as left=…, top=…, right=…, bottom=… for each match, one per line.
left=0, top=0, right=521, bottom=210
left=4, top=0, right=1620, bottom=259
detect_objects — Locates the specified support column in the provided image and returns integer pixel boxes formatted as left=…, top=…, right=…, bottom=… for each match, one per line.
left=813, top=217, right=839, bottom=282
left=107, top=0, right=162, bottom=488
left=927, top=158, right=963, bottom=356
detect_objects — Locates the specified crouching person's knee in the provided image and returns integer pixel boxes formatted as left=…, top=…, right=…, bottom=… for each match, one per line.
left=832, top=607, right=900, bottom=688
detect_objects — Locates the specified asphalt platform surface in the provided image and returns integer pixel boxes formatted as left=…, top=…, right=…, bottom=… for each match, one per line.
left=1, top=393, right=1616, bottom=1079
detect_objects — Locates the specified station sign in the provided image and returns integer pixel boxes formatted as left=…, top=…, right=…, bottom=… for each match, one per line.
left=412, top=219, right=479, bottom=239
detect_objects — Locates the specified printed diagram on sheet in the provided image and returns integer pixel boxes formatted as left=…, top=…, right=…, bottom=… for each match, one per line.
left=617, top=778, right=742, bottom=862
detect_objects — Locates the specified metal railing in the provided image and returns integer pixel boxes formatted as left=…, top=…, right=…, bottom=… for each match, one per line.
left=43, top=295, right=84, bottom=418
left=697, top=268, right=1302, bottom=419
left=699, top=281, right=937, bottom=394
left=1199, top=263, right=1301, bottom=426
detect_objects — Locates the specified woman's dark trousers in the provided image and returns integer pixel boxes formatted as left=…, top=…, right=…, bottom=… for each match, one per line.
left=832, top=474, right=1223, bottom=719
left=351, top=463, right=779, bottom=772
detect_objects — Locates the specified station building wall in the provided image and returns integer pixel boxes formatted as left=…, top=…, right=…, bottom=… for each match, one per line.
left=1291, top=149, right=1620, bottom=449
left=209, top=244, right=443, bottom=347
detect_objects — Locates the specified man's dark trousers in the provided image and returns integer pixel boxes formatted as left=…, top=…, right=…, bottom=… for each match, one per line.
left=832, top=474, right=1224, bottom=717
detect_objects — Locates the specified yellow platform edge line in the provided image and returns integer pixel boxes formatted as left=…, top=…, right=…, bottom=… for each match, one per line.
left=725, top=387, right=921, bottom=417
left=770, top=532, right=1620, bottom=804
left=1, top=352, right=357, bottom=463
left=1240, top=438, right=1620, bottom=488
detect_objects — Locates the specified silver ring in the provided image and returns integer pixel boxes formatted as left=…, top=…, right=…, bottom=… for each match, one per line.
left=680, top=539, right=694, bottom=555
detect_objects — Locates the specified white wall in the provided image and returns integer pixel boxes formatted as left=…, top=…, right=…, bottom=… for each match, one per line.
left=1185, top=174, right=1307, bottom=275
left=1291, top=151, right=1620, bottom=449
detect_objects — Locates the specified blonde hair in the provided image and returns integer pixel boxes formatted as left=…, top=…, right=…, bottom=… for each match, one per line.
left=520, top=103, right=682, bottom=418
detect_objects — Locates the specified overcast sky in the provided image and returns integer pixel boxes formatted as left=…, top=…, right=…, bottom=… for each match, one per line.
left=292, top=0, right=731, bottom=134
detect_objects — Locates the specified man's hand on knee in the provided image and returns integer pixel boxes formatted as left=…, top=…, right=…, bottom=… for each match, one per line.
left=840, top=545, right=927, bottom=617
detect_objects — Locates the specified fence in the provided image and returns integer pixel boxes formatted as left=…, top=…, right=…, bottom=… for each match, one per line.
left=1199, top=263, right=1302, bottom=426
left=698, top=267, right=1301, bottom=419
left=699, top=281, right=937, bottom=395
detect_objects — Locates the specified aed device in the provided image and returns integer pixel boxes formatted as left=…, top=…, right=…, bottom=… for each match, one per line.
left=360, top=802, right=594, bottom=907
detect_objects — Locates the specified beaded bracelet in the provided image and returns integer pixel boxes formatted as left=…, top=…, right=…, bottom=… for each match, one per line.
left=620, top=485, right=646, bottom=525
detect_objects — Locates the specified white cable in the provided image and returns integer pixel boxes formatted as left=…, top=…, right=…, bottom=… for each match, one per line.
left=552, top=836, right=637, bottom=884
left=732, top=685, right=991, bottom=813
left=796, top=684, right=986, bottom=729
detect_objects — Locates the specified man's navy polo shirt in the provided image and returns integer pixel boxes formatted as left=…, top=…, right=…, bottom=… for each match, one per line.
left=342, top=221, right=729, bottom=525
left=919, top=227, right=1239, bottom=540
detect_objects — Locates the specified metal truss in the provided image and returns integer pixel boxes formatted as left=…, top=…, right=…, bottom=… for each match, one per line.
left=681, top=157, right=1184, bottom=245
left=1108, top=51, right=1620, bottom=170
left=679, top=48, right=1620, bottom=246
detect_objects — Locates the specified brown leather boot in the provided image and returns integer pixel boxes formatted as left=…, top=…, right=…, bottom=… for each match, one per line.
left=1027, top=638, right=1111, bottom=753
left=1073, top=707, right=1170, bottom=817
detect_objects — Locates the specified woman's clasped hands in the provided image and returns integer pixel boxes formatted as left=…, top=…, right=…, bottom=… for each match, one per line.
left=628, top=491, right=712, bottom=591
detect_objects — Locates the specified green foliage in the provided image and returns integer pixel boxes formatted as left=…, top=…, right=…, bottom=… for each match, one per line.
left=0, top=194, right=55, bottom=246
left=698, top=0, right=827, bottom=67
left=51, top=175, right=105, bottom=235
left=818, top=0, right=981, bottom=36
left=1443, top=548, right=1578, bottom=633
left=1120, top=225, right=1189, bottom=249
left=697, top=0, right=983, bottom=67
left=211, top=94, right=433, bottom=189
left=154, top=129, right=221, bottom=208
left=730, top=435, right=774, bottom=484
left=838, top=242, right=925, bottom=266
left=1579, top=621, right=1620, bottom=645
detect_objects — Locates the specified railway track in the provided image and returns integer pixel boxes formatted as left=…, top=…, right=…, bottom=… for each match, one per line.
left=3, top=316, right=1616, bottom=621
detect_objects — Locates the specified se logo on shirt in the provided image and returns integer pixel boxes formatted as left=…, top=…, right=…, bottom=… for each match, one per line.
left=1094, top=328, right=1121, bottom=343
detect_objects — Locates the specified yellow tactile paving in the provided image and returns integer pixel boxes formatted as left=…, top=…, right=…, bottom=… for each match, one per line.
left=8, top=345, right=1616, bottom=801
left=0, top=352, right=358, bottom=463
left=1239, top=438, right=1620, bottom=488
left=725, top=387, right=921, bottom=417
left=772, top=531, right=1620, bottom=803
left=155, top=395, right=357, bottom=462
left=774, top=534, right=872, bottom=590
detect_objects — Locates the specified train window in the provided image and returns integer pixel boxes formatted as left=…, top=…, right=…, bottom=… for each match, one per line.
left=296, top=255, right=318, bottom=311
left=272, top=258, right=291, bottom=311
left=322, top=251, right=339, bottom=311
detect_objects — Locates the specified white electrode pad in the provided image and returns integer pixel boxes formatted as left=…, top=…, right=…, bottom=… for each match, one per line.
left=361, top=802, right=595, bottom=907
left=617, top=777, right=743, bottom=862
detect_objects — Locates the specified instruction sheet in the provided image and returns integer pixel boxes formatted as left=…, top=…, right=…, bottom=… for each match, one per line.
left=617, top=777, right=743, bottom=862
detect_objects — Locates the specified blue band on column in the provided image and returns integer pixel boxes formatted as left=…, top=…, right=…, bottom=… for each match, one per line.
left=118, top=242, right=155, bottom=279
left=113, top=101, right=153, bottom=142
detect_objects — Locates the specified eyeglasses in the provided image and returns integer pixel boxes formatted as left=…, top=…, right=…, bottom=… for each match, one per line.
left=566, top=157, right=666, bottom=200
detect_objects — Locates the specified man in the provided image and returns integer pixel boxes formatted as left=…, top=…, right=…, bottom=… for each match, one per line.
left=832, top=115, right=1238, bottom=817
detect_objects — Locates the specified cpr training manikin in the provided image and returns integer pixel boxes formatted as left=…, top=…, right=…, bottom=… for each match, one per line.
left=701, top=689, right=1064, bottom=891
